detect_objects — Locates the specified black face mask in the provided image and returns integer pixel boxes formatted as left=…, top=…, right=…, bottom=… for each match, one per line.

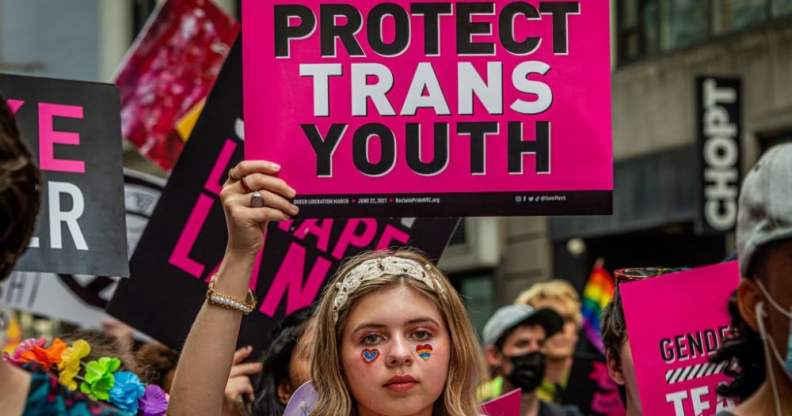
left=505, top=351, right=546, bottom=393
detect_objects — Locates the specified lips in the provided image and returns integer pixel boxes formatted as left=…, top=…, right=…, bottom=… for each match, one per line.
left=384, top=375, right=418, bottom=393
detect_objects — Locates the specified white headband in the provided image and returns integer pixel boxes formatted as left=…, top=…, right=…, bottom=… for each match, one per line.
left=331, top=256, right=445, bottom=323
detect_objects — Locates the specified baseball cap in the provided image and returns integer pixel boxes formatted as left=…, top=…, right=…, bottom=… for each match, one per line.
left=737, top=143, right=792, bottom=277
left=482, top=304, right=564, bottom=347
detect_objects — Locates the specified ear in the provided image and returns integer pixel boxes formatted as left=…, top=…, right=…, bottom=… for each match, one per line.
left=606, top=350, right=625, bottom=386
left=737, top=279, right=763, bottom=332
left=484, top=345, right=503, bottom=369
left=277, top=379, right=294, bottom=406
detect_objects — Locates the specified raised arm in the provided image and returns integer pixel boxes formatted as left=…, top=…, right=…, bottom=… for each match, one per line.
left=168, top=161, right=298, bottom=416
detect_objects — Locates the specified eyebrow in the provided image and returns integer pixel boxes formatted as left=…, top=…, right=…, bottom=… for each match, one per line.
left=351, top=317, right=441, bottom=333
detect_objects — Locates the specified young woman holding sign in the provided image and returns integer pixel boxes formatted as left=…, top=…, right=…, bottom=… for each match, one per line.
left=168, top=160, right=484, bottom=416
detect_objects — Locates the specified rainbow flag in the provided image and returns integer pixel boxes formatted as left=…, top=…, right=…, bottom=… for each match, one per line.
left=581, top=262, right=615, bottom=354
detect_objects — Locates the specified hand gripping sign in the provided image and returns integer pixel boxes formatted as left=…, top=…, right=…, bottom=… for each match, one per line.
left=242, top=0, right=613, bottom=218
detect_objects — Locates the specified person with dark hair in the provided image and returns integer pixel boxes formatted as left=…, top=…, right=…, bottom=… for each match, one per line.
left=252, top=306, right=315, bottom=415
left=714, top=143, right=792, bottom=416
left=220, top=306, right=315, bottom=416
left=137, top=341, right=180, bottom=391
left=480, top=304, right=583, bottom=416
left=710, top=292, right=765, bottom=401
left=600, top=288, right=641, bottom=416
left=0, top=96, right=127, bottom=415
left=62, top=329, right=143, bottom=375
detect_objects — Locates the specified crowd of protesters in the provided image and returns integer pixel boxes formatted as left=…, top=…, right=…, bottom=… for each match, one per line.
left=1, top=90, right=791, bottom=416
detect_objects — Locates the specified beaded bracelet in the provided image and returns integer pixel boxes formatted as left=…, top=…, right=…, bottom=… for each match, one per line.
left=206, top=276, right=257, bottom=315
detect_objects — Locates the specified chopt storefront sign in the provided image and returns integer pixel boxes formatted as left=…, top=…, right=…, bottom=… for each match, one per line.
left=697, top=77, right=741, bottom=234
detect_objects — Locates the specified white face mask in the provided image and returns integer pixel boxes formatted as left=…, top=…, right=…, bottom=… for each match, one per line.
left=755, top=280, right=792, bottom=416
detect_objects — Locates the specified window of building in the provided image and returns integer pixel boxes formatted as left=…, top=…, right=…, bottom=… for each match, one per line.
left=661, top=0, right=710, bottom=50
left=714, top=0, right=768, bottom=33
left=618, top=0, right=659, bottom=64
left=773, top=0, right=792, bottom=16
left=617, top=0, right=792, bottom=65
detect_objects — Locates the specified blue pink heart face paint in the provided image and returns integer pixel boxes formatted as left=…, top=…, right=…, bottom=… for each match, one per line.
left=362, top=348, right=379, bottom=363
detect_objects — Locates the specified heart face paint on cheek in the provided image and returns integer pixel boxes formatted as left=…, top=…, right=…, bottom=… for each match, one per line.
left=362, top=348, right=380, bottom=363
left=416, top=344, right=433, bottom=360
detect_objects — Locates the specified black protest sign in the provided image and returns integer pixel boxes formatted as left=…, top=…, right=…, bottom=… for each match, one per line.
left=1, top=74, right=128, bottom=277
left=5, top=170, right=165, bottom=328
left=108, top=41, right=459, bottom=352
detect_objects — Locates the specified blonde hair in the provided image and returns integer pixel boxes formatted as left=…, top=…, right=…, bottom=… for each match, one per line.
left=310, top=249, right=481, bottom=416
left=515, top=280, right=582, bottom=326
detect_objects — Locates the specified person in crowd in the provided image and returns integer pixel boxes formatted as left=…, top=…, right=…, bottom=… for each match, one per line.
left=250, top=307, right=314, bottom=415
left=712, top=142, right=792, bottom=416
left=601, top=288, right=641, bottom=416
left=0, top=96, right=130, bottom=415
left=480, top=304, right=583, bottom=416
left=63, top=329, right=144, bottom=376
left=310, top=249, right=482, bottom=415
left=101, top=318, right=137, bottom=358
left=137, top=341, right=180, bottom=392
left=711, top=292, right=764, bottom=402
left=221, top=307, right=315, bottom=416
left=221, top=346, right=261, bottom=416
left=169, top=160, right=483, bottom=416
left=515, top=281, right=582, bottom=402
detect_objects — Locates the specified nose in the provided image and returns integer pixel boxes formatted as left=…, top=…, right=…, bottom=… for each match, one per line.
left=385, top=335, right=414, bottom=368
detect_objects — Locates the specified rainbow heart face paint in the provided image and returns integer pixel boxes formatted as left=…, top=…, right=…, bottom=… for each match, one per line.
left=416, top=344, right=433, bottom=360
left=362, top=348, right=379, bottom=363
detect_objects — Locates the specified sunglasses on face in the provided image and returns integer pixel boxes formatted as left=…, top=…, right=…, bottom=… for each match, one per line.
left=613, top=267, right=687, bottom=284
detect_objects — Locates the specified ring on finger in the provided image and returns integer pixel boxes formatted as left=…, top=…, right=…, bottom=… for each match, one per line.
left=250, top=191, right=265, bottom=208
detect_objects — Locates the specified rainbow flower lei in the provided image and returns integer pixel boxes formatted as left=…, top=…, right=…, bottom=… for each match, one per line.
left=4, top=338, right=169, bottom=416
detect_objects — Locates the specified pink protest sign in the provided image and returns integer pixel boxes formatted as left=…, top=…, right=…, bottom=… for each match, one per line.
left=481, top=388, right=521, bottom=416
left=242, top=0, right=612, bottom=217
left=620, top=262, right=740, bottom=416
